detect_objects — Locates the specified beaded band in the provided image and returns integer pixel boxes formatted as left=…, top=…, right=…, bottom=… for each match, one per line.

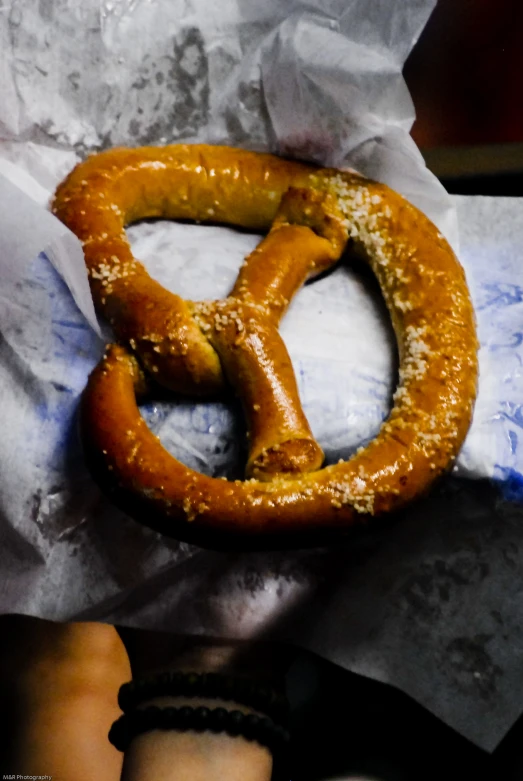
left=109, top=704, right=290, bottom=755
left=118, top=671, right=288, bottom=723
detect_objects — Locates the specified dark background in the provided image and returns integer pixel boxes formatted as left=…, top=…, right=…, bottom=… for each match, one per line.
left=405, top=0, right=523, bottom=196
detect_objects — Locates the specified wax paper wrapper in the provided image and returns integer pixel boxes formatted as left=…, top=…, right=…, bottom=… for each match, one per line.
left=1, top=0, right=523, bottom=753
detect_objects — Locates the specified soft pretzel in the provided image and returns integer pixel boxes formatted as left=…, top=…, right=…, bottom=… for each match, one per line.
left=52, top=144, right=478, bottom=548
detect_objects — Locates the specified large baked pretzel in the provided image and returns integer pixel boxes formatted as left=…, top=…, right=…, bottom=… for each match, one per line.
left=53, top=145, right=478, bottom=548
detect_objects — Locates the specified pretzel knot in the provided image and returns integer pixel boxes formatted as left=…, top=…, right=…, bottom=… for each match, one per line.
left=53, top=145, right=478, bottom=549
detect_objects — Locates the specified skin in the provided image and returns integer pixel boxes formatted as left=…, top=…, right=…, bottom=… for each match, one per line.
left=0, top=617, right=287, bottom=781
left=119, top=632, right=289, bottom=781
left=0, top=616, right=130, bottom=780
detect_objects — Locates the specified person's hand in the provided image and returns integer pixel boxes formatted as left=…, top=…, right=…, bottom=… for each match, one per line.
left=117, top=630, right=293, bottom=781
left=0, top=615, right=131, bottom=781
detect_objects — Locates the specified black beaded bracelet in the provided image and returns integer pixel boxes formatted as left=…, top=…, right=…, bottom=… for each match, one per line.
left=118, top=671, right=289, bottom=723
left=109, top=704, right=290, bottom=756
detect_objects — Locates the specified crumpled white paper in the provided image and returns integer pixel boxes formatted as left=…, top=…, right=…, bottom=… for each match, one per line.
left=2, top=0, right=523, bottom=753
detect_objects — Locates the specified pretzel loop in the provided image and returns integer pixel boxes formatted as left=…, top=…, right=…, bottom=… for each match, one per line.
left=53, top=144, right=478, bottom=548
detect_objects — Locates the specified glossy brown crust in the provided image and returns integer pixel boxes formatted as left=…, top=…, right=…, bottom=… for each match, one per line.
left=53, top=144, right=478, bottom=546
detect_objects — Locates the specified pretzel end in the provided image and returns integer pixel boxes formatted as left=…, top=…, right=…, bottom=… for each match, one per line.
left=247, top=437, right=324, bottom=482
